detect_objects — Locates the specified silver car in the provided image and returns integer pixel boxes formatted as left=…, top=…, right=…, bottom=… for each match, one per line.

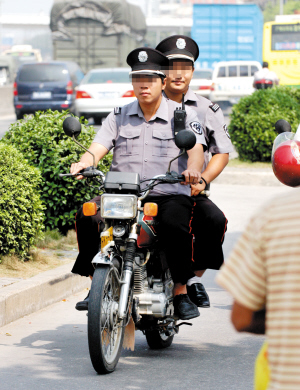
left=74, top=68, right=136, bottom=124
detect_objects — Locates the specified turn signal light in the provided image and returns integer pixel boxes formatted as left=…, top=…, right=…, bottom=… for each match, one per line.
left=122, top=90, right=135, bottom=98
left=210, top=83, right=215, bottom=91
left=143, top=203, right=158, bottom=217
left=76, top=90, right=92, bottom=99
left=82, top=202, right=98, bottom=216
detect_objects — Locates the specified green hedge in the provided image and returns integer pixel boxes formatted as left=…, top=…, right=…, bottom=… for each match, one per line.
left=229, top=86, right=300, bottom=162
left=0, top=143, right=44, bottom=259
left=1, top=110, right=112, bottom=233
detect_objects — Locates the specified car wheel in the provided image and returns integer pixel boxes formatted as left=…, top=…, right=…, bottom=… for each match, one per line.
left=16, top=112, right=23, bottom=120
left=93, top=116, right=103, bottom=125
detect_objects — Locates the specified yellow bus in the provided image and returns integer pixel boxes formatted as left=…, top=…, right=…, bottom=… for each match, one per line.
left=263, top=21, right=300, bottom=87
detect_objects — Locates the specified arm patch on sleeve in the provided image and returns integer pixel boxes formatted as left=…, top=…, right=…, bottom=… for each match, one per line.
left=223, top=124, right=230, bottom=139
left=114, top=107, right=121, bottom=115
left=189, top=121, right=204, bottom=135
left=209, top=103, right=220, bottom=112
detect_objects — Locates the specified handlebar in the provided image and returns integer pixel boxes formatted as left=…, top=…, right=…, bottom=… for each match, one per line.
left=59, top=166, right=105, bottom=179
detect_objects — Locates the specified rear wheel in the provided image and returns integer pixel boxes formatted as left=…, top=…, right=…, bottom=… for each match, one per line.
left=145, top=329, right=174, bottom=349
left=88, top=266, right=124, bottom=374
left=16, top=112, right=23, bottom=120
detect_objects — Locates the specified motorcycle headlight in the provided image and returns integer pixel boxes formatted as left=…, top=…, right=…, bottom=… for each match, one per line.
left=101, top=194, right=138, bottom=219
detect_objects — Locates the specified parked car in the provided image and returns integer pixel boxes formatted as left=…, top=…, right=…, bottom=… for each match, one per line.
left=209, top=61, right=262, bottom=104
left=74, top=68, right=136, bottom=124
left=190, top=68, right=213, bottom=98
left=13, top=61, right=84, bottom=119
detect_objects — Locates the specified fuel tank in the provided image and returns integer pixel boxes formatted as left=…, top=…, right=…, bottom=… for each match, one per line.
left=137, top=212, right=157, bottom=248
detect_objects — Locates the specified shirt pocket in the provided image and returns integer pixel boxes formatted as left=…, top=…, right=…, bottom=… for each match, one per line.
left=152, top=129, right=175, bottom=157
left=119, top=126, right=142, bottom=156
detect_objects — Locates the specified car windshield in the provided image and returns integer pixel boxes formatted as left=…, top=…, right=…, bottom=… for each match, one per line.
left=19, top=64, right=69, bottom=82
left=82, top=70, right=130, bottom=84
left=193, top=70, right=212, bottom=79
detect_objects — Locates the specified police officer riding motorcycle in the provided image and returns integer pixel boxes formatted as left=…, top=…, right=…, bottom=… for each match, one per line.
left=62, top=48, right=207, bottom=374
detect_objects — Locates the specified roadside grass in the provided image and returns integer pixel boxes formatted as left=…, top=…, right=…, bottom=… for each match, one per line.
left=228, top=158, right=272, bottom=169
left=0, top=230, right=78, bottom=279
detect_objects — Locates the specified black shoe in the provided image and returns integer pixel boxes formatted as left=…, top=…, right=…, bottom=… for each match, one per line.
left=75, top=292, right=90, bottom=311
left=187, top=283, right=210, bottom=308
left=173, top=294, right=200, bottom=320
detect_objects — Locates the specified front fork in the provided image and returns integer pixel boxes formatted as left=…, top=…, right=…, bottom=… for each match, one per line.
left=117, top=222, right=139, bottom=319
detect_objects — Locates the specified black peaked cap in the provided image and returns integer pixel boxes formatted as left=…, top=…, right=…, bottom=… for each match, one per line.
left=127, top=47, right=168, bottom=76
left=156, top=35, right=199, bottom=62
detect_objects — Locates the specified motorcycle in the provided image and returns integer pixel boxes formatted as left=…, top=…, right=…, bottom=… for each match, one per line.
left=60, top=116, right=197, bottom=374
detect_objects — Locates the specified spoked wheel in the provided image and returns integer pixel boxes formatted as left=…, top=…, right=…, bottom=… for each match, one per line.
left=145, top=328, right=174, bottom=349
left=88, top=266, right=124, bottom=374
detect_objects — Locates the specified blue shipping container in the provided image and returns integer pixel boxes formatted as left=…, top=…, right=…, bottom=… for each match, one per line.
left=191, top=4, right=263, bottom=69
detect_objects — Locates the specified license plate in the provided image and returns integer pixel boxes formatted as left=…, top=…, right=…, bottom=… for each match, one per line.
left=32, top=92, right=52, bottom=99
left=101, top=226, right=113, bottom=249
left=97, top=92, right=119, bottom=99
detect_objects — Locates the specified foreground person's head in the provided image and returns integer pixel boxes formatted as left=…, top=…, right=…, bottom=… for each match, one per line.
left=127, top=47, right=168, bottom=105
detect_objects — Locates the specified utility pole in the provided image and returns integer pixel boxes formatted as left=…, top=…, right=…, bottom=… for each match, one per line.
left=279, top=0, right=284, bottom=15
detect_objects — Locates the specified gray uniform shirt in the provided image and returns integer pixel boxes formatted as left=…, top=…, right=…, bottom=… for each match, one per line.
left=93, top=96, right=206, bottom=196
left=164, top=88, right=234, bottom=172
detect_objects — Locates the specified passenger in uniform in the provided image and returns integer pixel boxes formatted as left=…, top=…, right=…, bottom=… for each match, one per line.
left=70, top=47, right=207, bottom=320
left=156, top=36, right=234, bottom=308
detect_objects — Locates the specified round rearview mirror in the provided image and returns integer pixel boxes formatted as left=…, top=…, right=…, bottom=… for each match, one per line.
left=63, top=117, right=82, bottom=138
left=275, top=119, right=291, bottom=134
left=175, top=130, right=196, bottom=151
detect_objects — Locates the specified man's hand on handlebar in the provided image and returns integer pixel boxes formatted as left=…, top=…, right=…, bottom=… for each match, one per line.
left=191, top=182, right=206, bottom=196
left=180, top=169, right=202, bottom=185
left=70, top=162, right=90, bottom=180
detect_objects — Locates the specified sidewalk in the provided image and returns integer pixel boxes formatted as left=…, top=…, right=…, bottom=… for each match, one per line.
left=0, top=166, right=283, bottom=327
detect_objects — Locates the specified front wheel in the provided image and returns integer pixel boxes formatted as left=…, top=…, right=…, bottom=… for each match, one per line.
left=88, top=266, right=124, bottom=374
left=145, top=329, right=174, bottom=349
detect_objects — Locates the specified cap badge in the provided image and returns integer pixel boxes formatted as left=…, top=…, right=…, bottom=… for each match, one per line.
left=176, top=38, right=186, bottom=50
left=138, top=51, right=148, bottom=62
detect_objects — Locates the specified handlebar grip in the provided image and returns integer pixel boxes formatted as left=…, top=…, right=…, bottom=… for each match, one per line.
left=177, top=174, right=185, bottom=182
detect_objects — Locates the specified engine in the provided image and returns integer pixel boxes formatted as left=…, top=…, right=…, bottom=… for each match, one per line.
left=133, top=255, right=173, bottom=318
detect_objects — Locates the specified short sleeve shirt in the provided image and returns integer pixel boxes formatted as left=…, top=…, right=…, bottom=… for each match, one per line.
left=93, top=96, right=206, bottom=196
left=178, top=88, right=234, bottom=172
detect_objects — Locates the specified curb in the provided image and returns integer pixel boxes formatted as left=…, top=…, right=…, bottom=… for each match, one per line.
left=0, top=263, right=90, bottom=327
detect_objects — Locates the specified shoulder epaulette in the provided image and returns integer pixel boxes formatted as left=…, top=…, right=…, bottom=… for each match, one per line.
left=114, top=107, right=121, bottom=115
left=209, top=103, right=220, bottom=113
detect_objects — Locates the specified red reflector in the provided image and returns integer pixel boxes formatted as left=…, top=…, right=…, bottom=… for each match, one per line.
left=122, top=90, right=135, bottom=98
left=76, top=90, right=92, bottom=99
left=199, top=86, right=210, bottom=90
left=61, top=104, right=69, bottom=108
left=16, top=104, right=23, bottom=108
left=13, top=82, right=18, bottom=96
left=66, top=80, right=73, bottom=95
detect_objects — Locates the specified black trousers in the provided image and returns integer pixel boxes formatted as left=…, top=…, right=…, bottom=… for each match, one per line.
left=191, top=195, right=227, bottom=271
left=71, top=194, right=196, bottom=285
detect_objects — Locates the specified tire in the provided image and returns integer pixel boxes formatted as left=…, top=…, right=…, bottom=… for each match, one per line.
left=93, top=116, right=102, bottom=125
left=88, top=266, right=124, bottom=374
left=16, top=112, right=23, bottom=120
left=145, top=329, right=174, bottom=349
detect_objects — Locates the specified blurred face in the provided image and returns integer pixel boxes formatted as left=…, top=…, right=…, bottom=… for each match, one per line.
left=131, top=74, right=165, bottom=104
left=165, top=60, right=194, bottom=94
